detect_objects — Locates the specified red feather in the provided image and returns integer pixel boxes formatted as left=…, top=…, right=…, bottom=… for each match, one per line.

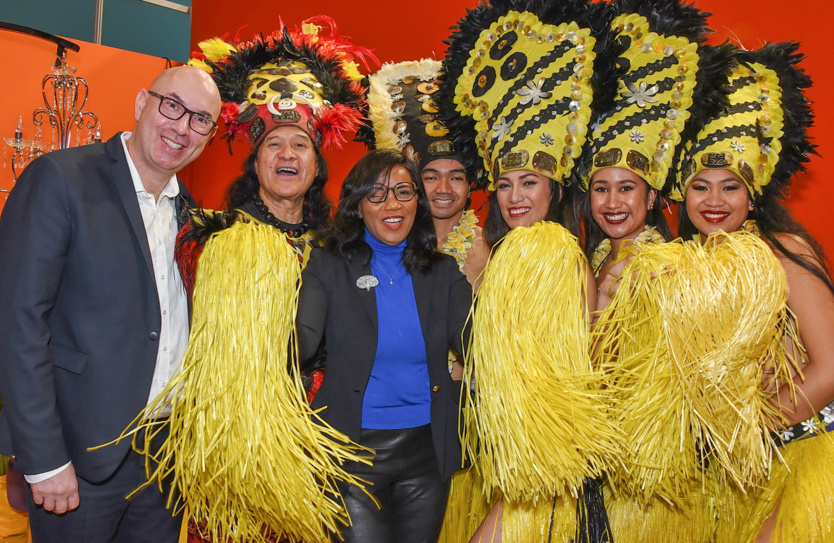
left=175, top=224, right=204, bottom=297
left=315, top=104, right=363, bottom=150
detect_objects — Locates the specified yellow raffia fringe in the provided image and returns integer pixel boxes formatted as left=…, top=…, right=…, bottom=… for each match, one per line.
left=504, top=495, right=576, bottom=543
left=102, top=221, right=370, bottom=543
left=438, top=467, right=493, bottom=543
left=714, top=430, right=834, bottom=543
left=606, top=478, right=716, bottom=543
left=463, top=221, right=622, bottom=503
left=594, top=231, right=802, bottom=503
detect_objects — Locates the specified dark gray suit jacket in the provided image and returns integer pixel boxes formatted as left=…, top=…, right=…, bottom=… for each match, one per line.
left=297, top=247, right=472, bottom=481
left=0, top=133, right=192, bottom=483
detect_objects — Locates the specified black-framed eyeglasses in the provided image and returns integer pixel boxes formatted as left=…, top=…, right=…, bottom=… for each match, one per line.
left=147, top=91, right=217, bottom=135
left=366, top=183, right=419, bottom=203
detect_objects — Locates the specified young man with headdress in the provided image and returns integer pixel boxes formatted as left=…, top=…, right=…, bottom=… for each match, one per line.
left=363, top=59, right=490, bottom=293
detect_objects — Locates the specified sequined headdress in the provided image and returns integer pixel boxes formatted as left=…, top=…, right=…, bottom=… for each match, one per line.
left=189, top=17, right=377, bottom=149
left=671, top=42, right=814, bottom=200
left=580, top=0, right=720, bottom=192
left=359, top=59, right=469, bottom=175
left=440, top=0, right=619, bottom=190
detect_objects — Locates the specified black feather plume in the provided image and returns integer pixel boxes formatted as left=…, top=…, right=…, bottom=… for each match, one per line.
left=737, top=42, right=816, bottom=199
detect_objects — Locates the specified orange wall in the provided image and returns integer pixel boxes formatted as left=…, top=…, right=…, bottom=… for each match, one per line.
left=186, top=0, right=485, bottom=213
left=188, top=0, right=833, bottom=256
left=3, top=1, right=831, bottom=256
left=0, top=31, right=184, bottom=214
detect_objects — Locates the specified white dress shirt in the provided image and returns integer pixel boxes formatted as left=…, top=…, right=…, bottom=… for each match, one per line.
left=25, top=133, right=190, bottom=483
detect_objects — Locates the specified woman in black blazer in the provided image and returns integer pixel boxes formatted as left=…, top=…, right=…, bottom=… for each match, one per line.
left=297, top=149, right=472, bottom=543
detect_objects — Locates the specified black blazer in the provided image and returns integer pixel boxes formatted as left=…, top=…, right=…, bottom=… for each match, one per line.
left=0, top=133, right=193, bottom=482
left=297, top=247, right=472, bottom=481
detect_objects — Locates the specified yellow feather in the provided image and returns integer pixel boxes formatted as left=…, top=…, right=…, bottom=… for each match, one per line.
left=197, top=37, right=238, bottom=63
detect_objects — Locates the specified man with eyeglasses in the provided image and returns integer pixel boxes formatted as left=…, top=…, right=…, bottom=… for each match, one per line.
left=0, top=66, right=221, bottom=542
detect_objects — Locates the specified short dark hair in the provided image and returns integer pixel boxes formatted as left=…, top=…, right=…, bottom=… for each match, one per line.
left=224, top=141, right=331, bottom=230
left=319, top=149, right=440, bottom=273
left=483, top=177, right=579, bottom=247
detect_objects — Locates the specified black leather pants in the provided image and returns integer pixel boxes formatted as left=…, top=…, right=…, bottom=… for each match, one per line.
left=337, top=424, right=449, bottom=543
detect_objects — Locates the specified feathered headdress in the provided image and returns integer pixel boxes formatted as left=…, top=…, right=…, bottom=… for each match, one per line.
left=579, top=0, right=723, bottom=192
left=439, top=0, right=619, bottom=190
left=189, top=16, right=378, bottom=149
left=359, top=59, right=472, bottom=177
left=671, top=42, right=815, bottom=200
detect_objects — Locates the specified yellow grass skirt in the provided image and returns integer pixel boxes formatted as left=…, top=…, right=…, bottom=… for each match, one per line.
left=463, top=222, right=621, bottom=503
left=606, top=480, right=715, bottom=543
left=438, top=467, right=492, bottom=543
left=714, top=429, right=834, bottom=543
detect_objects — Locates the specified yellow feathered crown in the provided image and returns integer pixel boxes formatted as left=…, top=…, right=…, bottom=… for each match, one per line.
left=455, top=12, right=595, bottom=190
left=187, top=17, right=376, bottom=149
left=442, top=0, right=620, bottom=191
left=583, top=0, right=709, bottom=191
left=672, top=42, right=814, bottom=200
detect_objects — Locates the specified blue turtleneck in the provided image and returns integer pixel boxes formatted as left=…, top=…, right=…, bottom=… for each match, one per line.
left=361, top=229, right=431, bottom=429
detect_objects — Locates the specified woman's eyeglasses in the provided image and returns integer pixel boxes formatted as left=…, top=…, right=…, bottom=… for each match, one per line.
left=366, top=183, right=418, bottom=203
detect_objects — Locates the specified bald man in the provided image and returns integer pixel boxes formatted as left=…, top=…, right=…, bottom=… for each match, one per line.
left=0, top=66, right=221, bottom=542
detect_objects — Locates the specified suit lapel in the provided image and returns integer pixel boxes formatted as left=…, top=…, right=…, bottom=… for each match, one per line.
left=412, top=267, right=434, bottom=340
left=107, top=134, right=154, bottom=278
left=346, top=259, right=378, bottom=333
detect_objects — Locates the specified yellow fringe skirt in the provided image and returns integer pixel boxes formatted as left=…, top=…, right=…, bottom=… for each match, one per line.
left=606, top=480, right=715, bottom=543
left=715, top=429, right=834, bottom=543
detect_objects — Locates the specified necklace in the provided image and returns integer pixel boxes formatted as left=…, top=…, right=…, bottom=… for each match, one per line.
left=372, top=258, right=401, bottom=285
left=441, top=209, right=479, bottom=271
left=252, top=195, right=309, bottom=237
left=590, top=225, right=665, bottom=277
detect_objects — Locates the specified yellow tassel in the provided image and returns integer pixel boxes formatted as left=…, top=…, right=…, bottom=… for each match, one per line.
left=595, top=231, right=802, bottom=503
left=463, top=221, right=622, bottom=503
left=104, top=221, right=370, bottom=543
left=606, top=479, right=716, bottom=543
left=438, top=468, right=493, bottom=543
left=502, top=494, right=576, bottom=543
left=715, top=430, right=834, bottom=543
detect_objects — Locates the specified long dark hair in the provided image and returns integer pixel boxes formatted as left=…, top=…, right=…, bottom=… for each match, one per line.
left=679, top=193, right=834, bottom=296
left=483, top=176, right=580, bottom=247
left=319, top=149, right=440, bottom=274
left=578, top=180, right=673, bottom=261
left=225, top=142, right=332, bottom=229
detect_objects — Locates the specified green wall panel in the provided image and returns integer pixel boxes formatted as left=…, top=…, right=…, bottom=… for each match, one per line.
left=1, top=0, right=191, bottom=62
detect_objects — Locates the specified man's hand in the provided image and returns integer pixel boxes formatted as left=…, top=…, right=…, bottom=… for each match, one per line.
left=30, top=464, right=79, bottom=514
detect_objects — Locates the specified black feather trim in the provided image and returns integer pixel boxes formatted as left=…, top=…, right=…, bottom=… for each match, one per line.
left=736, top=42, right=816, bottom=198
left=439, top=0, right=620, bottom=191
left=206, top=29, right=366, bottom=122
left=612, top=0, right=710, bottom=45
left=176, top=208, right=240, bottom=255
